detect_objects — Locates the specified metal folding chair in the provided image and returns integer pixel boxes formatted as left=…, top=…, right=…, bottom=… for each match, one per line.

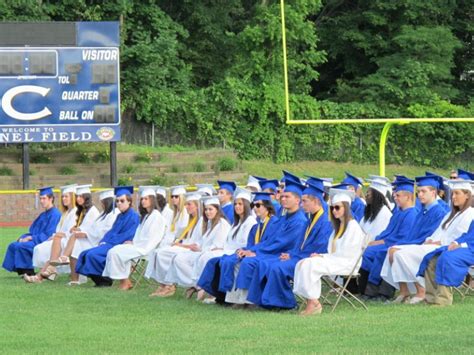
left=130, top=257, right=150, bottom=289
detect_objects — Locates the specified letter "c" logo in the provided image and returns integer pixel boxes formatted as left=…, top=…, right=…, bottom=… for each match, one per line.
left=1, top=85, right=52, bottom=121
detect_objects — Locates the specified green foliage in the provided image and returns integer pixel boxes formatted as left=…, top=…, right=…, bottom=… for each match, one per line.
left=58, top=166, right=77, bottom=175
left=122, top=164, right=137, bottom=174
left=0, top=166, right=13, bottom=176
left=134, top=152, right=153, bottom=163
left=148, top=175, right=168, bottom=186
left=170, top=164, right=180, bottom=173
left=193, top=160, right=206, bottom=173
left=216, top=157, right=237, bottom=172
left=95, top=151, right=110, bottom=163
left=118, top=176, right=133, bottom=186
left=76, top=152, right=94, bottom=164
left=31, top=154, right=53, bottom=164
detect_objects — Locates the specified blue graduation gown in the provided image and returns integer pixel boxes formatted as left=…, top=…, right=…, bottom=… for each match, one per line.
left=235, top=209, right=307, bottom=290
left=75, top=208, right=139, bottom=277
left=365, top=202, right=446, bottom=285
left=352, top=197, right=365, bottom=222
left=417, top=221, right=474, bottom=287
left=247, top=211, right=333, bottom=308
left=2, top=207, right=61, bottom=272
left=222, top=203, right=234, bottom=225
left=197, top=216, right=280, bottom=296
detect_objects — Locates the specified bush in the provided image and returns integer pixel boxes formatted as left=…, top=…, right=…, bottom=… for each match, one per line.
left=148, top=175, right=168, bottom=186
left=29, top=169, right=36, bottom=176
left=59, top=166, right=77, bottom=175
left=118, top=176, right=133, bottom=186
left=170, top=164, right=180, bottom=173
left=193, top=160, right=206, bottom=172
left=31, top=154, right=53, bottom=164
left=0, top=166, right=13, bottom=176
left=135, top=152, right=153, bottom=163
left=95, top=151, right=110, bottom=163
left=122, top=164, right=137, bottom=174
left=217, top=157, right=236, bottom=172
left=76, top=152, right=94, bottom=164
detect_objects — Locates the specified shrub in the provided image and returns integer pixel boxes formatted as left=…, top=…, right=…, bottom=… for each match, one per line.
left=118, top=176, right=133, bottom=186
left=59, top=166, right=77, bottom=175
left=76, top=152, right=94, bottom=164
left=135, top=152, right=153, bottom=163
left=95, top=151, right=110, bottom=163
left=217, top=157, right=236, bottom=172
left=122, top=164, right=137, bottom=174
left=193, top=160, right=206, bottom=172
left=31, top=154, right=53, bottom=164
left=0, top=166, right=13, bottom=176
left=148, top=175, right=168, bottom=185
left=170, top=164, right=180, bottom=173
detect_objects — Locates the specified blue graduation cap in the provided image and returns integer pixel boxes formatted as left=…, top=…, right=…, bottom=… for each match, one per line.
left=331, top=183, right=350, bottom=190
left=394, top=175, right=413, bottom=183
left=393, top=180, right=414, bottom=193
left=342, top=172, right=364, bottom=189
left=252, top=191, right=273, bottom=202
left=284, top=180, right=305, bottom=197
left=259, top=179, right=279, bottom=192
left=252, top=175, right=267, bottom=181
left=304, top=175, right=325, bottom=191
left=38, top=186, right=54, bottom=196
left=281, top=170, right=301, bottom=184
left=303, top=182, right=325, bottom=201
left=114, top=185, right=134, bottom=197
left=458, top=169, right=474, bottom=180
left=217, top=180, right=237, bottom=194
left=415, top=175, right=442, bottom=189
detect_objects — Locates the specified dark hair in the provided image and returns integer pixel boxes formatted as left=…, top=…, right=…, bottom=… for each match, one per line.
left=202, top=204, right=225, bottom=235
left=253, top=199, right=276, bottom=217
left=442, top=190, right=472, bottom=229
left=156, top=194, right=167, bottom=212
left=231, top=198, right=252, bottom=239
left=364, top=188, right=390, bottom=223
left=330, top=201, right=353, bottom=235
left=76, top=193, right=94, bottom=226
left=139, top=195, right=159, bottom=222
left=98, top=197, right=114, bottom=220
left=45, top=193, right=55, bottom=203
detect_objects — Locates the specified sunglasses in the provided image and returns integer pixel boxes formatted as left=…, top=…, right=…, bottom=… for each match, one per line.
left=116, top=198, right=127, bottom=204
left=449, top=175, right=457, bottom=179
left=330, top=205, right=343, bottom=212
left=251, top=203, right=263, bottom=209
left=171, top=195, right=180, bottom=199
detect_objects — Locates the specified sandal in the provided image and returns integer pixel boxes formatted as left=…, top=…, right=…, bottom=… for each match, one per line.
left=391, top=295, right=410, bottom=304
left=158, top=285, right=176, bottom=297
left=300, top=301, right=323, bottom=316
left=23, top=274, right=43, bottom=284
left=50, top=256, right=70, bottom=266
left=40, top=265, right=57, bottom=281
left=185, top=287, right=198, bottom=299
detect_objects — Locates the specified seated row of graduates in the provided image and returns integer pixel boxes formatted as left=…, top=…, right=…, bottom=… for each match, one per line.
left=3, top=169, right=473, bottom=314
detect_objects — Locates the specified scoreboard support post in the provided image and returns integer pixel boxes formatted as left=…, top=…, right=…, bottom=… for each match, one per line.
left=22, top=143, right=29, bottom=190
left=110, top=141, right=117, bottom=187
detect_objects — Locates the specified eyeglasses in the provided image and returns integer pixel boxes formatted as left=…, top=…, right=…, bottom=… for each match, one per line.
left=171, top=195, right=179, bottom=199
left=251, top=203, right=263, bottom=209
left=330, top=205, right=343, bottom=212
left=116, top=198, right=127, bottom=204
left=449, top=175, right=457, bottom=179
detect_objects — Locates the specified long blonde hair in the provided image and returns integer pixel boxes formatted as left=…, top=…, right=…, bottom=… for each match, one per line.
left=170, top=194, right=186, bottom=232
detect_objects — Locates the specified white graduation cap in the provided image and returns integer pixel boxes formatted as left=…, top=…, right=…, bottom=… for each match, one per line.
left=245, top=176, right=261, bottom=192
left=76, top=184, right=92, bottom=195
left=234, top=187, right=252, bottom=202
left=155, top=186, right=168, bottom=198
left=170, top=185, right=187, bottom=196
left=140, top=187, right=157, bottom=198
left=99, top=189, right=114, bottom=201
left=448, top=179, right=473, bottom=193
left=60, top=184, right=77, bottom=194
left=367, top=179, right=391, bottom=197
left=368, top=175, right=391, bottom=184
left=202, top=196, right=220, bottom=206
left=321, top=178, right=333, bottom=189
left=195, top=184, right=216, bottom=196
left=185, top=191, right=202, bottom=202
left=329, top=188, right=355, bottom=206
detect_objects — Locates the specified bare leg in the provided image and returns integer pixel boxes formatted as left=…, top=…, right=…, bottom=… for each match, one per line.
left=398, top=282, right=410, bottom=297
left=414, top=282, right=425, bottom=298
left=300, top=298, right=322, bottom=316
left=70, top=257, right=79, bottom=282
left=50, top=237, right=63, bottom=260
left=62, top=236, right=77, bottom=257
left=388, top=248, right=400, bottom=264
left=119, top=278, right=133, bottom=290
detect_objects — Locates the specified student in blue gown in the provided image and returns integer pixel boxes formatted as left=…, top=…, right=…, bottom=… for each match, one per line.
left=246, top=182, right=333, bottom=309
left=224, top=180, right=307, bottom=305
left=304, top=176, right=330, bottom=214
left=425, top=172, right=451, bottom=213
left=75, top=186, right=139, bottom=287
left=217, top=180, right=236, bottom=224
left=197, top=192, right=279, bottom=303
left=358, top=179, right=418, bottom=299
left=417, top=220, right=474, bottom=306
left=3, top=187, right=61, bottom=276
left=341, top=172, right=366, bottom=222
left=363, top=175, right=448, bottom=301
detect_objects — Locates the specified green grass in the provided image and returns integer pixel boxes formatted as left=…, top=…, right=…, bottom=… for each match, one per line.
left=0, top=227, right=473, bottom=353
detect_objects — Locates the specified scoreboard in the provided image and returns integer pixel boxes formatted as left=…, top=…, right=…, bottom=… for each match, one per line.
left=0, top=22, right=121, bottom=143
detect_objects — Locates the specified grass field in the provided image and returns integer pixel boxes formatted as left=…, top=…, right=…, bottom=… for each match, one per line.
left=1, top=227, right=473, bottom=353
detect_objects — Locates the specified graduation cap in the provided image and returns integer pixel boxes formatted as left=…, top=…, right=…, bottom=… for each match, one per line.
left=99, top=189, right=114, bottom=201
left=448, top=179, right=473, bottom=193
left=185, top=191, right=202, bottom=202
left=303, top=182, right=325, bottom=202
left=304, top=175, right=326, bottom=191
left=196, top=184, right=216, bottom=196
left=284, top=179, right=305, bottom=197
left=281, top=170, right=301, bottom=184
left=342, top=172, right=364, bottom=189
left=458, top=169, right=474, bottom=181
left=217, top=180, right=237, bottom=194
left=76, top=184, right=92, bottom=195
left=393, top=180, right=415, bottom=193
left=202, top=196, right=220, bottom=206
left=252, top=175, right=267, bottom=181
left=38, top=186, right=54, bottom=196
left=368, top=175, right=391, bottom=184
left=367, top=179, right=391, bottom=197
left=114, top=185, right=134, bottom=197
left=259, top=179, right=279, bottom=192
left=234, top=187, right=252, bottom=202
left=170, top=185, right=187, bottom=196
left=60, top=184, right=77, bottom=194
left=140, top=187, right=157, bottom=198
left=415, top=175, right=442, bottom=189
left=394, top=174, right=412, bottom=183
left=245, top=176, right=262, bottom=192
left=331, top=183, right=351, bottom=190
left=329, top=188, right=355, bottom=206
left=155, top=186, right=168, bottom=198
left=252, top=192, right=273, bottom=202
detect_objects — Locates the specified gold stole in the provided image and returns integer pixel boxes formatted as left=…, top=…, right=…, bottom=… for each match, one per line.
left=331, top=225, right=345, bottom=253
left=175, top=216, right=198, bottom=242
left=76, top=211, right=85, bottom=227
left=254, top=216, right=270, bottom=244
left=300, top=208, right=324, bottom=250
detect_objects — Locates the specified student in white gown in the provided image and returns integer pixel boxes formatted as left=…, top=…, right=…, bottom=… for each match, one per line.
left=381, top=180, right=473, bottom=304
left=359, top=179, right=392, bottom=241
left=161, top=185, right=190, bottom=247
left=293, top=188, right=366, bottom=316
left=156, top=186, right=173, bottom=228
left=147, top=191, right=203, bottom=297
left=163, top=196, right=231, bottom=298
left=102, top=187, right=167, bottom=290
left=32, top=184, right=77, bottom=273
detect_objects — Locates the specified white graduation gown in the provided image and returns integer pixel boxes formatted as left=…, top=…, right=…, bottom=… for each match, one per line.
left=381, top=207, right=474, bottom=291
left=103, top=209, right=167, bottom=279
left=71, top=209, right=119, bottom=258
left=32, top=207, right=78, bottom=268
left=160, top=209, right=190, bottom=248
left=145, top=217, right=203, bottom=283
left=359, top=205, right=392, bottom=241
left=164, top=218, right=231, bottom=287
left=293, top=219, right=366, bottom=300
